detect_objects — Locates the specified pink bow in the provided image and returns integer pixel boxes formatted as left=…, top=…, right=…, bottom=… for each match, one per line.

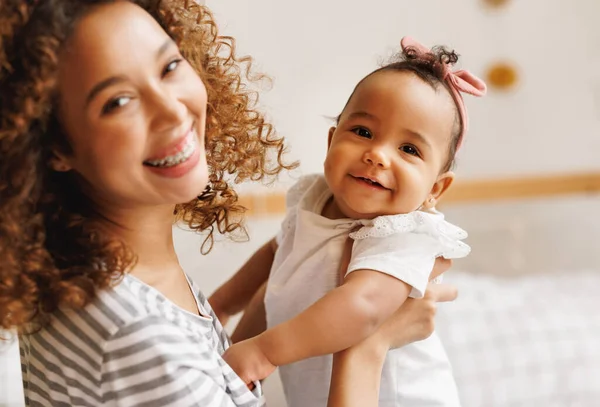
left=400, top=36, right=487, bottom=149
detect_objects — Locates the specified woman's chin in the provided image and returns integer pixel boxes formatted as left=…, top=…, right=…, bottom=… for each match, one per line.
left=162, top=170, right=210, bottom=205
left=175, top=186, right=209, bottom=205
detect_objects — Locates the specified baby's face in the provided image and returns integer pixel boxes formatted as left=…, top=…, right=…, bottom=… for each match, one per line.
left=324, top=70, right=456, bottom=219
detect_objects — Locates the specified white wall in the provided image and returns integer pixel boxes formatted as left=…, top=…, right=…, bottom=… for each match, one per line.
left=206, top=0, right=600, bottom=185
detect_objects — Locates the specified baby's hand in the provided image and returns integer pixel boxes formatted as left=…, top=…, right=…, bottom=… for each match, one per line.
left=223, top=337, right=276, bottom=385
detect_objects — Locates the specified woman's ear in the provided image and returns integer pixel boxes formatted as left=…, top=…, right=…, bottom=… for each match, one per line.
left=422, top=171, right=454, bottom=209
left=48, top=150, right=73, bottom=172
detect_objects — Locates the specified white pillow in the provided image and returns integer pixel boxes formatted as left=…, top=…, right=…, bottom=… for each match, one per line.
left=436, top=270, right=600, bottom=407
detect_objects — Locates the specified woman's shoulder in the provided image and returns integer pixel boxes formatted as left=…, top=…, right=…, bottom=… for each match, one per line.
left=20, top=274, right=263, bottom=407
left=88, top=274, right=159, bottom=335
left=23, top=274, right=221, bottom=372
left=42, top=274, right=205, bottom=346
left=37, top=275, right=153, bottom=342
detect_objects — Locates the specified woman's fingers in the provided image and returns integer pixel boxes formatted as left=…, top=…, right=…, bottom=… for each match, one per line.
left=429, top=257, right=453, bottom=281
left=424, top=283, right=458, bottom=303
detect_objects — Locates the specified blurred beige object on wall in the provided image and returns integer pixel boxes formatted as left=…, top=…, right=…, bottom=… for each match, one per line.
left=486, top=62, right=519, bottom=91
left=482, top=0, right=512, bottom=9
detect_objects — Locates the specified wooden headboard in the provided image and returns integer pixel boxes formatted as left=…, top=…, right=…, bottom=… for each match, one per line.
left=442, top=171, right=600, bottom=204
left=238, top=172, right=600, bottom=217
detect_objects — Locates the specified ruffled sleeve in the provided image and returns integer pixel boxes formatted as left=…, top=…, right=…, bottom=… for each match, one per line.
left=347, top=211, right=470, bottom=298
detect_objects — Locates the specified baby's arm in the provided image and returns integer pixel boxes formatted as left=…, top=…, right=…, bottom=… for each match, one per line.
left=223, top=231, right=442, bottom=384
left=230, top=280, right=268, bottom=344
left=258, top=269, right=410, bottom=363
left=209, top=237, right=277, bottom=325
left=223, top=268, right=411, bottom=384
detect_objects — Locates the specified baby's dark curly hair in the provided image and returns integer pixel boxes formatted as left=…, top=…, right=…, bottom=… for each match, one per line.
left=338, top=44, right=462, bottom=172
left=0, top=0, right=294, bottom=331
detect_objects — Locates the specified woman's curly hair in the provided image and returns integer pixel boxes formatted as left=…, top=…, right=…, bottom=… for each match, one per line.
left=337, top=44, right=462, bottom=172
left=0, top=0, right=294, bottom=331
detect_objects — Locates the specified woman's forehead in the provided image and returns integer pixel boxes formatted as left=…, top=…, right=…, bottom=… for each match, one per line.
left=57, top=2, right=171, bottom=105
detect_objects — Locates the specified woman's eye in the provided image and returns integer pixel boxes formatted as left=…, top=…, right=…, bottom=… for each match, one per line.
left=400, top=144, right=420, bottom=157
left=352, top=127, right=372, bottom=139
left=102, top=96, right=131, bottom=115
left=163, top=58, right=182, bottom=77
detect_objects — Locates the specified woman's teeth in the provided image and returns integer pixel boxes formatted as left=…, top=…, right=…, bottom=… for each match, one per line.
left=145, top=133, right=196, bottom=168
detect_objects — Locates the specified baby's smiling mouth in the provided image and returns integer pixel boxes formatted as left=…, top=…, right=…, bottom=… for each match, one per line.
left=351, top=175, right=390, bottom=190
left=358, top=177, right=383, bottom=187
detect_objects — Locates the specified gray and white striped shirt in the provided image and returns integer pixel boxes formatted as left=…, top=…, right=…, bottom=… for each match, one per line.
left=19, top=274, right=264, bottom=407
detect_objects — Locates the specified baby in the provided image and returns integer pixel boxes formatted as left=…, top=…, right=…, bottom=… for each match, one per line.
left=219, top=36, right=486, bottom=406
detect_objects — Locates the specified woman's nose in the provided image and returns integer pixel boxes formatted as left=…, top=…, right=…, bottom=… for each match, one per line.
left=149, top=87, right=188, bottom=133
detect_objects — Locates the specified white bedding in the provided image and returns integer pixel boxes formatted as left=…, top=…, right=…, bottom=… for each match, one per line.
left=436, top=270, right=600, bottom=407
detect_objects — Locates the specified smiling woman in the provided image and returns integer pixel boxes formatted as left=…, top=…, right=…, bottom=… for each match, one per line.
left=0, top=0, right=291, bottom=405
left=0, top=0, right=290, bottom=333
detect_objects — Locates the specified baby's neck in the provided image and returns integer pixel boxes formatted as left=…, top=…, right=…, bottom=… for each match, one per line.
left=321, top=196, right=383, bottom=221
left=321, top=195, right=423, bottom=220
left=321, top=196, right=347, bottom=220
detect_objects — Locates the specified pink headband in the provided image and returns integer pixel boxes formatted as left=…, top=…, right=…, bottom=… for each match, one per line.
left=400, top=36, right=487, bottom=150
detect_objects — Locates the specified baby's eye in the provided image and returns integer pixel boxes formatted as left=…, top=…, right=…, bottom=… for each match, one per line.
left=400, top=144, right=420, bottom=157
left=352, top=127, right=372, bottom=139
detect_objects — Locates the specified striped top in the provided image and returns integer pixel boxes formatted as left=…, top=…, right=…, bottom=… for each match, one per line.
left=19, top=274, right=264, bottom=407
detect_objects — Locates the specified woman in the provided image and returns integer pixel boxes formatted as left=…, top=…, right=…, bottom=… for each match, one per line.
left=0, top=0, right=456, bottom=405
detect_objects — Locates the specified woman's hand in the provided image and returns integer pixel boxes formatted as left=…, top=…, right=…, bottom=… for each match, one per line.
left=363, top=254, right=456, bottom=351
left=328, top=241, right=457, bottom=406
left=336, top=237, right=456, bottom=348
left=372, top=282, right=458, bottom=350
left=327, top=282, right=458, bottom=407
left=429, top=256, right=453, bottom=281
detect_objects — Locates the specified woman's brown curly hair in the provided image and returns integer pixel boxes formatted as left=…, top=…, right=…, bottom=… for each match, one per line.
left=0, top=0, right=295, bottom=332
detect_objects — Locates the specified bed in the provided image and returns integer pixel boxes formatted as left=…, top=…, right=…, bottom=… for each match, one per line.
left=434, top=171, right=600, bottom=407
